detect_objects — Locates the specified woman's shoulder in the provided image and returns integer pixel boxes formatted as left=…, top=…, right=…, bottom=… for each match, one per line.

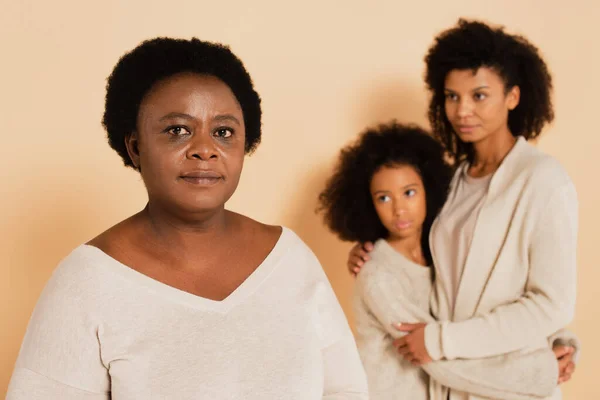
left=52, top=245, right=112, bottom=281
left=34, top=244, right=121, bottom=313
left=513, top=139, right=573, bottom=186
left=493, top=139, right=575, bottom=200
left=233, top=213, right=308, bottom=251
left=232, top=214, right=321, bottom=268
left=242, top=218, right=285, bottom=249
left=231, top=213, right=289, bottom=254
left=86, top=213, right=139, bottom=251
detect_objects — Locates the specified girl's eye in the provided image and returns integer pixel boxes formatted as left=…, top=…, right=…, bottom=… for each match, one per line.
left=377, top=195, right=391, bottom=203
left=445, top=93, right=458, bottom=101
left=405, top=189, right=416, bottom=197
left=214, top=128, right=234, bottom=138
left=166, top=126, right=191, bottom=136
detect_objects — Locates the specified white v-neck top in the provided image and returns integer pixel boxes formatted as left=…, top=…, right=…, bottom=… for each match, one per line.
left=7, top=227, right=368, bottom=399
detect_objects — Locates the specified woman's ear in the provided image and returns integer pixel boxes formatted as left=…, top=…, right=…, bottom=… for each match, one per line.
left=507, top=85, right=520, bottom=111
left=125, top=132, right=141, bottom=170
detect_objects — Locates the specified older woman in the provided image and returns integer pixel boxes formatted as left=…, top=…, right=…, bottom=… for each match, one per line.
left=7, top=37, right=368, bottom=399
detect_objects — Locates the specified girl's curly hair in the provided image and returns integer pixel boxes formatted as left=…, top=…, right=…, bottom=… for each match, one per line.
left=318, top=121, right=453, bottom=264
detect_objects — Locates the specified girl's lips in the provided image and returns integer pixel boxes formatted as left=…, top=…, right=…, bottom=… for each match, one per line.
left=394, top=221, right=412, bottom=229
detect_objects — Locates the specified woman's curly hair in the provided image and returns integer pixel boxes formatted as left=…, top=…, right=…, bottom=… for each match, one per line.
left=102, top=37, right=262, bottom=169
left=318, top=121, right=453, bottom=264
left=425, top=19, right=554, bottom=162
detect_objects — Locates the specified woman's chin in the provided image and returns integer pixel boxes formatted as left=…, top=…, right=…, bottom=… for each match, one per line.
left=455, top=132, right=479, bottom=143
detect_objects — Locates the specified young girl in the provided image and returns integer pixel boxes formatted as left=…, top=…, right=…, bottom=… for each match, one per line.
left=319, top=122, right=576, bottom=399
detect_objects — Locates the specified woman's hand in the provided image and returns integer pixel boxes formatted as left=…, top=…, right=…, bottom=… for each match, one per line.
left=392, top=323, right=433, bottom=366
left=347, top=242, right=374, bottom=276
left=553, top=345, right=576, bottom=384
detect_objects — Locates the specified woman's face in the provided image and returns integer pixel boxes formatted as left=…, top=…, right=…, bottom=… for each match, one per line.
left=370, top=165, right=427, bottom=242
left=127, top=72, right=246, bottom=215
left=444, top=67, right=520, bottom=145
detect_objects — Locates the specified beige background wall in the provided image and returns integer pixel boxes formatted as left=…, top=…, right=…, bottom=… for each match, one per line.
left=1, top=0, right=598, bottom=397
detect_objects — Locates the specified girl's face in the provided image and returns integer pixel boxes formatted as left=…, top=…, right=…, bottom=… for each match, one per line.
left=444, top=67, right=520, bottom=145
left=370, top=165, right=427, bottom=242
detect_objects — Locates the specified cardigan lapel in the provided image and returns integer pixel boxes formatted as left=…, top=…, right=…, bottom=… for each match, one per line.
left=451, top=195, right=509, bottom=321
left=451, top=137, right=529, bottom=321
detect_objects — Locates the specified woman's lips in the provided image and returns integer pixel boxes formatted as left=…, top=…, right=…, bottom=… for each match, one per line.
left=180, top=171, right=223, bottom=186
left=457, top=125, right=478, bottom=134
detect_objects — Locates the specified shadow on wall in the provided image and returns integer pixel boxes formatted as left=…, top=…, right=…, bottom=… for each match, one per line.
left=285, top=79, right=429, bottom=329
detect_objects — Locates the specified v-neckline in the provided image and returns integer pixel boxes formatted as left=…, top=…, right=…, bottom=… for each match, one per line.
left=78, top=227, right=290, bottom=313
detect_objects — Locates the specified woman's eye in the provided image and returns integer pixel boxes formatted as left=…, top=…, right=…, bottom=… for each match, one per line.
left=214, top=128, right=234, bottom=138
left=378, top=195, right=391, bottom=203
left=405, top=189, right=416, bottom=197
left=474, top=92, right=487, bottom=101
left=445, top=93, right=458, bottom=101
left=167, top=126, right=191, bottom=136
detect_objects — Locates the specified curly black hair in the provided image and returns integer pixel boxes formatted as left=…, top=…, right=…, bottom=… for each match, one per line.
left=425, top=19, right=554, bottom=162
left=102, top=37, right=262, bottom=169
left=318, top=122, right=453, bottom=265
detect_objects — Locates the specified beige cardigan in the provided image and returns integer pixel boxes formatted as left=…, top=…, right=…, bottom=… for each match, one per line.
left=425, top=137, right=579, bottom=400
left=354, top=239, right=574, bottom=400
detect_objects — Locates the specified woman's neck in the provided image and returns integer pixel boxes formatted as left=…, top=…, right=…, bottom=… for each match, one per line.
left=469, top=129, right=517, bottom=177
left=139, top=201, right=231, bottom=255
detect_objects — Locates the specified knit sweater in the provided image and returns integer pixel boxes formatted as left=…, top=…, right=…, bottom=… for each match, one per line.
left=354, top=239, right=579, bottom=400
left=8, top=228, right=369, bottom=399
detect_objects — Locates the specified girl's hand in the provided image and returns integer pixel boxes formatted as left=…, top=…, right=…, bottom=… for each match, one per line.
left=553, top=345, right=576, bottom=384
